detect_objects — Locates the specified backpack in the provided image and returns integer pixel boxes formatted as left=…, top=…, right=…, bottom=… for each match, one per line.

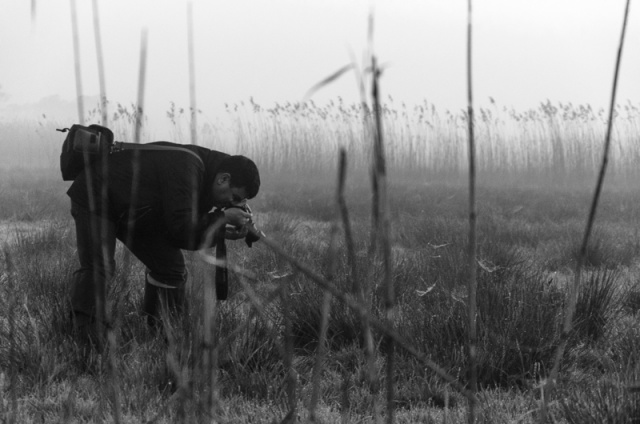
left=58, top=124, right=113, bottom=181
left=57, top=124, right=203, bottom=181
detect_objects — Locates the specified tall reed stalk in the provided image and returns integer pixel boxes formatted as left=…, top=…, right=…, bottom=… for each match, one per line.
left=370, top=56, right=395, bottom=424
left=309, top=151, right=345, bottom=421
left=309, top=285, right=331, bottom=422
left=202, top=268, right=220, bottom=421
left=187, top=0, right=198, bottom=146
left=89, top=5, right=122, bottom=421
left=354, top=72, right=376, bottom=404
left=544, top=0, right=631, bottom=420
left=134, top=29, right=148, bottom=145
left=92, top=0, right=108, bottom=126
left=186, top=0, right=199, bottom=259
left=282, top=276, right=297, bottom=422
left=69, top=3, right=121, bottom=420
left=124, top=28, right=147, bottom=244
left=465, top=0, right=478, bottom=422
left=69, top=0, right=84, bottom=125
left=4, top=248, right=17, bottom=424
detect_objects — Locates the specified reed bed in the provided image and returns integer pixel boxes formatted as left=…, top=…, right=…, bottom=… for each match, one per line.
left=2, top=99, right=640, bottom=186
left=224, top=98, right=640, bottom=186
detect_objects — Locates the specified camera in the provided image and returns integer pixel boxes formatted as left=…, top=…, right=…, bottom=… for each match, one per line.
left=227, top=204, right=262, bottom=247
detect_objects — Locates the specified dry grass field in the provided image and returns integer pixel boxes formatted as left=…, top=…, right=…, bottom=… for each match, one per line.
left=1, top=101, right=640, bottom=423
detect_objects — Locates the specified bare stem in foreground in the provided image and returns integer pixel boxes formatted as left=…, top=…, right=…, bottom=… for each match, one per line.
left=187, top=0, right=198, bottom=145
left=69, top=0, right=84, bottom=125
left=545, top=0, right=631, bottom=413
left=134, top=28, right=148, bottom=145
left=202, top=269, right=219, bottom=422
left=310, top=152, right=345, bottom=421
left=465, top=0, right=478, bottom=423
left=4, top=248, right=18, bottom=424
left=124, top=28, right=148, bottom=246
left=370, top=56, right=395, bottom=424
left=92, top=0, right=108, bottom=126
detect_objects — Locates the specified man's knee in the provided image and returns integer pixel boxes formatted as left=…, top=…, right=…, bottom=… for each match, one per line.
left=147, top=269, right=187, bottom=289
left=142, top=272, right=187, bottom=327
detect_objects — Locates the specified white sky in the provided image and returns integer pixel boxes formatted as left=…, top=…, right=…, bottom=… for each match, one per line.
left=0, top=0, right=638, bottom=136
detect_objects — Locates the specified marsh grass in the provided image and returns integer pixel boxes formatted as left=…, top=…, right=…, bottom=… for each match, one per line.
left=560, top=376, right=640, bottom=424
left=572, top=268, right=623, bottom=344
left=2, top=169, right=640, bottom=422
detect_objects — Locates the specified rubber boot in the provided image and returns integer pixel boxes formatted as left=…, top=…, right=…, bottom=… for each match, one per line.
left=142, top=276, right=185, bottom=328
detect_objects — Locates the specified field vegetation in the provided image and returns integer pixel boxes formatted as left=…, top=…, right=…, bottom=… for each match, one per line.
left=1, top=99, right=640, bottom=423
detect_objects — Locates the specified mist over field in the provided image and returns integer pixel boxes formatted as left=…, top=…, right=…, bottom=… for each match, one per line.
left=2, top=97, right=640, bottom=188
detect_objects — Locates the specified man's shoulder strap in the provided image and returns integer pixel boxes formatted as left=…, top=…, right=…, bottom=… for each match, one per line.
left=111, top=142, right=204, bottom=166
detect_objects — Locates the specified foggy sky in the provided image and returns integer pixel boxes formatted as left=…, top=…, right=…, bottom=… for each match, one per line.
left=1, top=0, right=638, bottom=137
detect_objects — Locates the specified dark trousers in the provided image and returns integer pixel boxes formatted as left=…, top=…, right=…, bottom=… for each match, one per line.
left=70, top=201, right=186, bottom=320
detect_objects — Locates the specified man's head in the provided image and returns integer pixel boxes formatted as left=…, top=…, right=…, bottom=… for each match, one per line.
left=212, top=155, right=260, bottom=208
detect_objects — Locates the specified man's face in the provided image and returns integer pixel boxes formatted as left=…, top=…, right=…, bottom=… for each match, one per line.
left=212, top=173, right=247, bottom=208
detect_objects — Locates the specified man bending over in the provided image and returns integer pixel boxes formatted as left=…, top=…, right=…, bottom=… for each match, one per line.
left=66, top=141, right=260, bottom=347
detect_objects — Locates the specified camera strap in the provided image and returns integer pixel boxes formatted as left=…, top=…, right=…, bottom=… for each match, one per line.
left=215, top=235, right=228, bottom=300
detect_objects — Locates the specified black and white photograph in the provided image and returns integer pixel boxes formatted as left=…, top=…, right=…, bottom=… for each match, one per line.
left=1, top=1, right=639, bottom=422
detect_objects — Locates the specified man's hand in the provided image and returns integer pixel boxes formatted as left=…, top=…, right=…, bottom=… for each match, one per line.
left=223, top=207, right=252, bottom=240
left=223, top=207, right=252, bottom=227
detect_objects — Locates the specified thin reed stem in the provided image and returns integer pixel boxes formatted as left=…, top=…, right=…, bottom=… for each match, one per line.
left=4, top=248, right=18, bottom=424
left=545, top=0, right=632, bottom=413
left=125, top=28, right=148, bottom=245
left=348, top=53, right=377, bottom=390
left=336, top=149, right=374, bottom=373
left=134, top=28, right=148, bottom=145
left=364, top=15, right=385, bottom=418
left=309, top=291, right=331, bottom=421
left=336, top=149, right=358, bottom=293
left=282, top=277, right=297, bottom=421
left=101, top=159, right=121, bottom=424
left=465, top=0, right=478, bottom=423
left=186, top=2, right=199, bottom=249
left=69, top=3, right=119, bottom=414
left=92, top=0, right=108, bottom=125
left=310, top=151, right=344, bottom=420
left=91, top=4, right=120, bottom=415
left=69, top=0, right=84, bottom=124
left=202, top=270, right=219, bottom=421
left=338, top=147, right=376, bottom=414
left=81, top=146, right=121, bottom=423
left=370, top=56, right=395, bottom=424
left=105, top=329, right=121, bottom=423
left=187, top=0, right=198, bottom=145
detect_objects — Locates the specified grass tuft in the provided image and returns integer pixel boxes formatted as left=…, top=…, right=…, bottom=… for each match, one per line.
left=572, top=268, right=622, bottom=343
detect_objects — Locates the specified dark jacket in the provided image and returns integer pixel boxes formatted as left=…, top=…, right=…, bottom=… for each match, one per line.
left=67, top=142, right=228, bottom=250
